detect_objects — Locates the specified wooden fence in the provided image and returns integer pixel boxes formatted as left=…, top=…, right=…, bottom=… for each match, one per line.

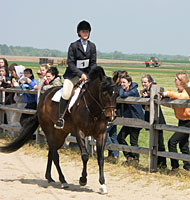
left=1, top=85, right=190, bottom=172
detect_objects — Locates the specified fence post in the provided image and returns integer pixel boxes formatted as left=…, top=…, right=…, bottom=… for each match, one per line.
left=85, top=136, right=91, bottom=156
left=36, top=128, right=46, bottom=145
left=149, top=84, right=160, bottom=172
left=36, top=80, right=43, bottom=144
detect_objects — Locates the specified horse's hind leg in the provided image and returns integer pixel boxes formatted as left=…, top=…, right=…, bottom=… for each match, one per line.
left=51, top=149, right=69, bottom=188
left=76, top=132, right=89, bottom=186
left=45, top=150, right=55, bottom=183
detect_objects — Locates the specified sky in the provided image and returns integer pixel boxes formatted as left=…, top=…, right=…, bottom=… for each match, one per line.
left=1, top=0, right=190, bottom=56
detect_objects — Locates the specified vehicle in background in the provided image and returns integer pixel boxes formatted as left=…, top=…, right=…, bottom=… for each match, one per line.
left=145, top=57, right=160, bottom=67
left=39, top=58, right=67, bottom=66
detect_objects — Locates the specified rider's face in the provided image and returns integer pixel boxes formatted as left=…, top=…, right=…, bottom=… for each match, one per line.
left=79, top=30, right=90, bottom=41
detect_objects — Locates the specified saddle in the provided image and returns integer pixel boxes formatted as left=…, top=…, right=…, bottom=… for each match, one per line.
left=52, top=82, right=85, bottom=112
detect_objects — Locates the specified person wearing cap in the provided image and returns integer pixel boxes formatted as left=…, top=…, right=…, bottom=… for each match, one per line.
left=54, top=20, right=97, bottom=129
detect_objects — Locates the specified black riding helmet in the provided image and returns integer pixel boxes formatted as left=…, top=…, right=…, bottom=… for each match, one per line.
left=77, top=20, right=91, bottom=37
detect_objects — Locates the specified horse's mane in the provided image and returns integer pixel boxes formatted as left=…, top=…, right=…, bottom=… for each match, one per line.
left=88, top=66, right=115, bottom=95
left=88, top=66, right=105, bottom=81
left=102, top=76, right=115, bottom=95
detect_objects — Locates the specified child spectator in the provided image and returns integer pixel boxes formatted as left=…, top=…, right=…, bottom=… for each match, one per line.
left=39, top=64, right=50, bottom=85
left=0, top=66, right=11, bottom=87
left=106, top=71, right=128, bottom=161
left=34, top=64, right=50, bottom=102
left=0, top=58, right=8, bottom=67
left=33, top=64, right=50, bottom=90
left=0, top=58, right=10, bottom=87
left=42, top=67, right=62, bottom=90
left=117, top=74, right=144, bottom=163
left=140, top=74, right=167, bottom=168
left=161, top=72, right=190, bottom=171
left=0, top=65, right=12, bottom=127
left=19, top=68, right=38, bottom=126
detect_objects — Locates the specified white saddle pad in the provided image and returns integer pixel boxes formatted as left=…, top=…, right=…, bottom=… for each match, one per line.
left=51, top=82, right=85, bottom=113
left=52, top=88, right=63, bottom=102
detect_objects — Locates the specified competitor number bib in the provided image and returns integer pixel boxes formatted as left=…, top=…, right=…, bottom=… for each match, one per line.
left=76, top=59, right=89, bottom=69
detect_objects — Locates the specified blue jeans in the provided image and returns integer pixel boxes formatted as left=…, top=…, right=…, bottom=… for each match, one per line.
left=107, top=125, right=119, bottom=158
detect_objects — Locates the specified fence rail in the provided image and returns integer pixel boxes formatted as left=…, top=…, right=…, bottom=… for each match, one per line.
left=1, top=85, right=190, bottom=171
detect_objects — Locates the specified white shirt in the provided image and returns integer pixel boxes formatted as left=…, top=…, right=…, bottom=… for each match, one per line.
left=81, top=40, right=88, bottom=52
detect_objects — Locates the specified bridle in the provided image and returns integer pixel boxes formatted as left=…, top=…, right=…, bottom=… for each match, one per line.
left=82, top=82, right=116, bottom=119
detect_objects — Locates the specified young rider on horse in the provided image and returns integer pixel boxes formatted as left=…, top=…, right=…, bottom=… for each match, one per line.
left=54, top=20, right=97, bottom=129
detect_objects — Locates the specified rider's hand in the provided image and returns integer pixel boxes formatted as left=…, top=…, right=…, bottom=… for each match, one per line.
left=80, top=74, right=88, bottom=82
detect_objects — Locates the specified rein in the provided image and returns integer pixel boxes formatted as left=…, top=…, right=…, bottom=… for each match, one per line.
left=82, top=85, right=105, bottom=119
left=82, top=82, right=116, bottom=119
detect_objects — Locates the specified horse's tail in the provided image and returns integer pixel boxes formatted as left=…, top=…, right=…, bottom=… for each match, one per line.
left=0, top=113, right=39, bottom=153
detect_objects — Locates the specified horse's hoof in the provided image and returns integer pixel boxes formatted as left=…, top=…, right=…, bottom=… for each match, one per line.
left=61, top=182, right=69, bottom=189
left=99, top=184, right=108, bottom=194
left=79, top=177, right=87, bottom=186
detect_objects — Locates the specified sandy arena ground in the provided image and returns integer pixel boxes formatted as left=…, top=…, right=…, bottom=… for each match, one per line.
left=1, top=151, right=190, bottom=200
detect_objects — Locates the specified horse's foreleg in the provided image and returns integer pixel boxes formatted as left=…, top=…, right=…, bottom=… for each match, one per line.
left=96, top=133, right=108, bottom=194
left=51, top=149, right=69, bottom=188
left=76, top=132, right=89, bottom=186
left=45, top=150, right=55, bottom=183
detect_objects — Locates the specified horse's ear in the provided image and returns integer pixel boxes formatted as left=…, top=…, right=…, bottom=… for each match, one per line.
left=96, top=66, right=106, bottom=81
left=89, top=66, right=106, bottom=81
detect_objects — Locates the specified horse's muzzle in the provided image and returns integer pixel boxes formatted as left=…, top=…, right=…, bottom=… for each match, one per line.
left=105, top=108, right=117, bottom=122
left=106, top=116, right=116, bottom=123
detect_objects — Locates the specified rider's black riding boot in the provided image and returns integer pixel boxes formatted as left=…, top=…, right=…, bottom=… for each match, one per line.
left=54, top=98, right=68, bottom=129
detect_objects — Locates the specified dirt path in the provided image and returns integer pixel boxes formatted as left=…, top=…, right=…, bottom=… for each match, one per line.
left=1, top=151, right=190, bottom=200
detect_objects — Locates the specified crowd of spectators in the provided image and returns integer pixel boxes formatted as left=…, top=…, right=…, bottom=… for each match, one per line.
left=0, top=58, right=62, bottom=136
left=0, top=57, right=190, bottom=171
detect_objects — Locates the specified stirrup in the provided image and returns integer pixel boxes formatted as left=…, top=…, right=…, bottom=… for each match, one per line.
left=54, top=118, right=65, bottom=129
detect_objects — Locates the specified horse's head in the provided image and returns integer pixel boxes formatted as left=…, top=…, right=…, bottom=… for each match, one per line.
left=88, top=66, right=118, bottom=122
left=100, top=76, right=118, bottom=122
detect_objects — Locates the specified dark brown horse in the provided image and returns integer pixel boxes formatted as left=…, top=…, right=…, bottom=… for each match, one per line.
left=0, top=66, right=118, bottom=194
